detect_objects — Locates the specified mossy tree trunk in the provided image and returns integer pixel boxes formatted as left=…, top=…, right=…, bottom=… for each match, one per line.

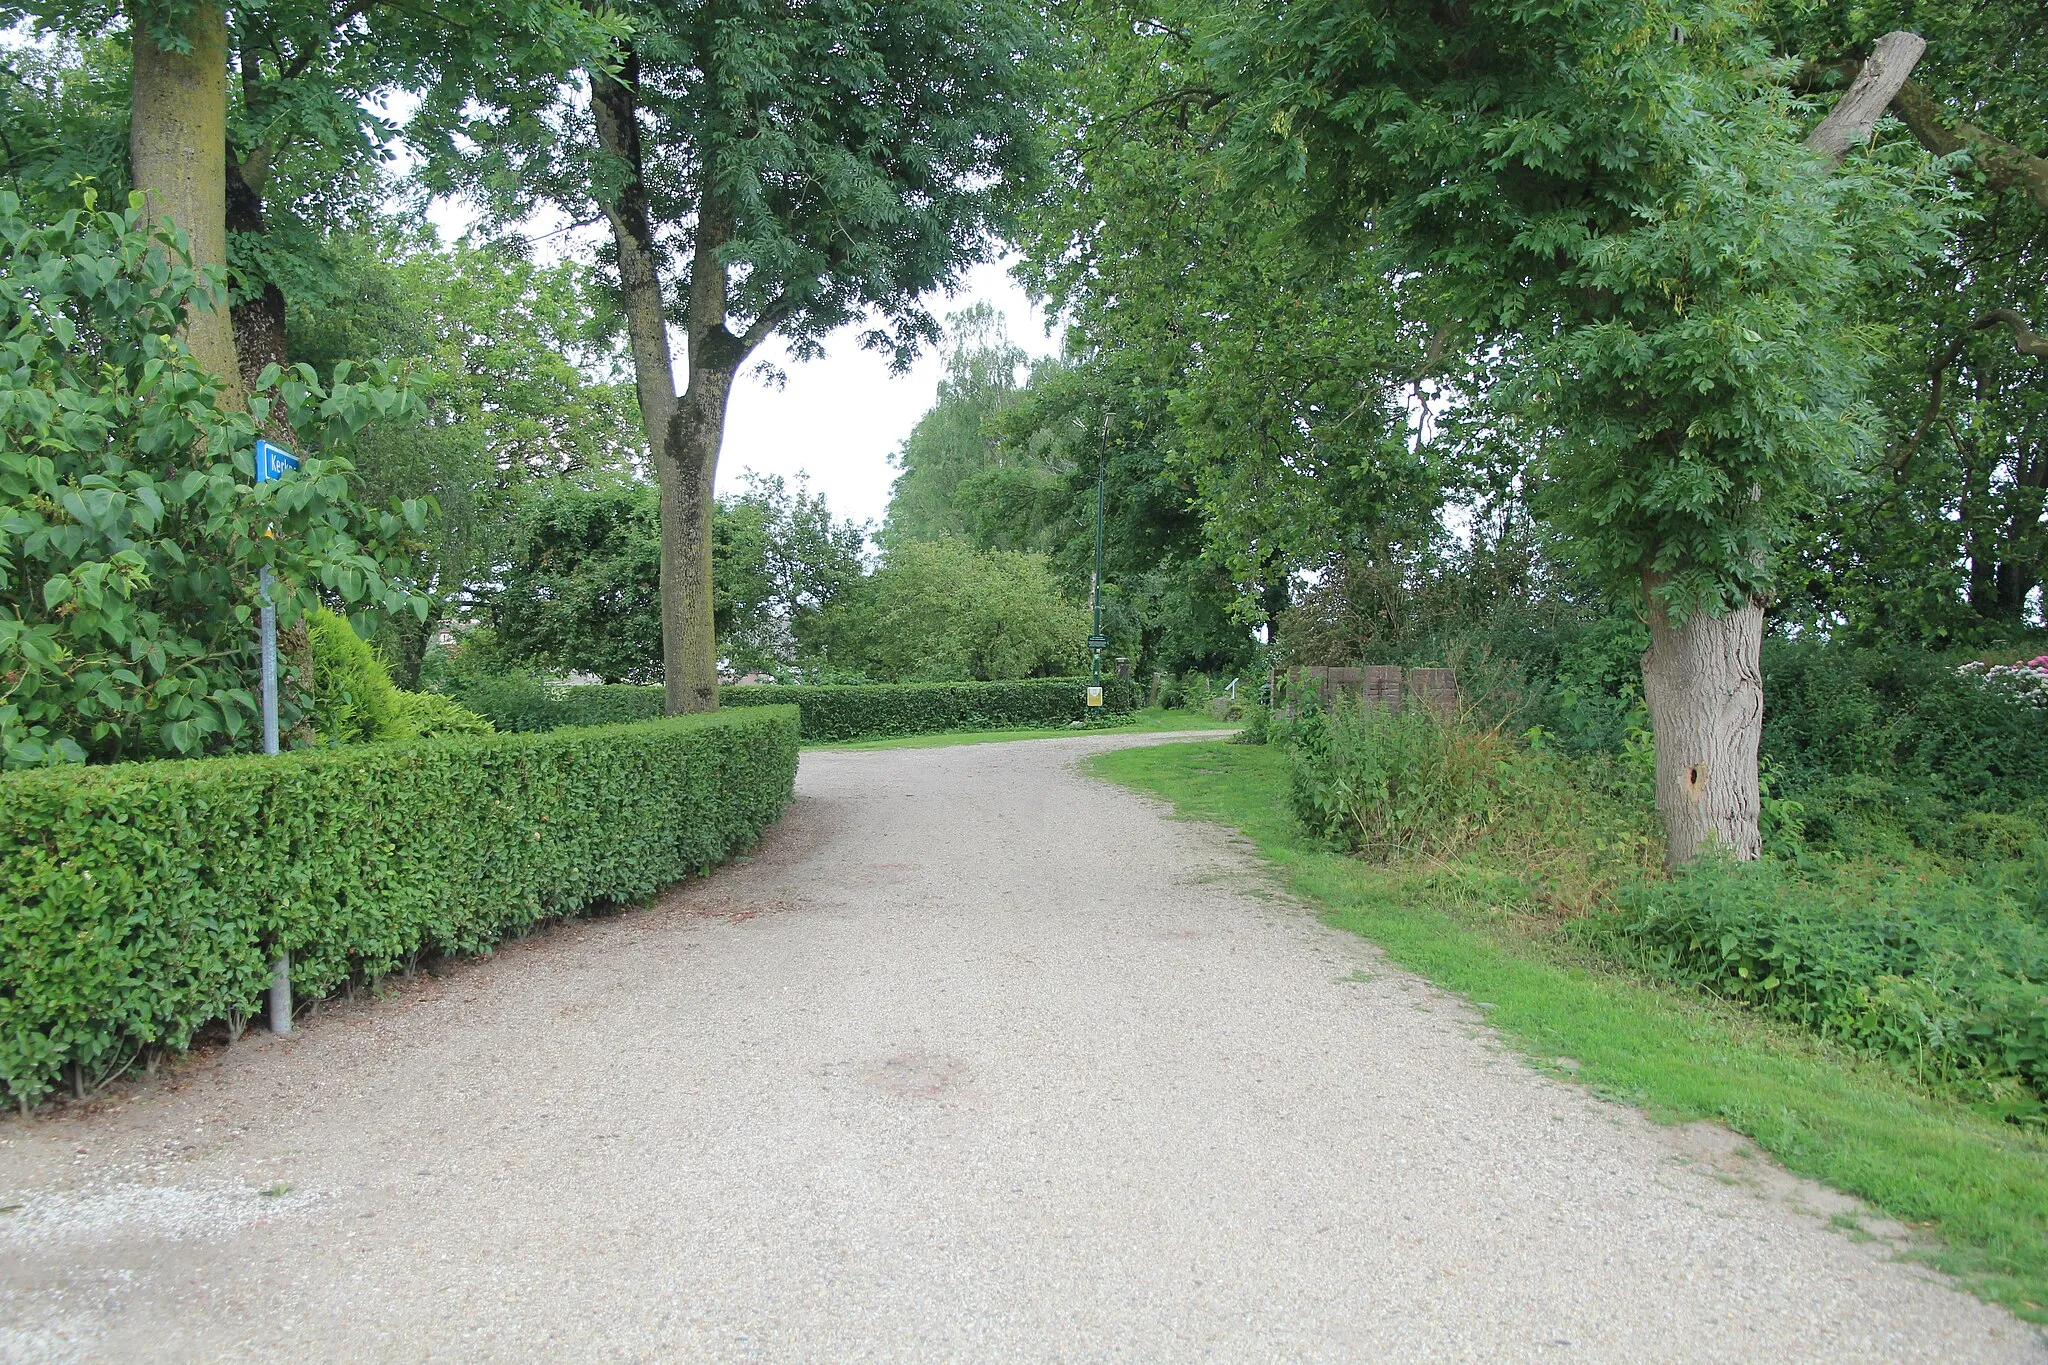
left=129, top=1, right=245, bottom=411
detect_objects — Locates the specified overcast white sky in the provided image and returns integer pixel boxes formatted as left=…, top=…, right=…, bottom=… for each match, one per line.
left=423, top=187, right=1057, bottom=533
left=719, top=259, right=1059, bottom=532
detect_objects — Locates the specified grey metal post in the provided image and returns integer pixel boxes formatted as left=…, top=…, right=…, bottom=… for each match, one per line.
left=260, top=565, right=278, bottom=755
left=258, top=563, right=291, bottom=1035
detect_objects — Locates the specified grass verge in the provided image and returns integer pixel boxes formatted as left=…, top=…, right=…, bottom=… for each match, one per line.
left=1088, top=739, right=2048, bottom=1323
left=816, top=707, right=1237, bottom=751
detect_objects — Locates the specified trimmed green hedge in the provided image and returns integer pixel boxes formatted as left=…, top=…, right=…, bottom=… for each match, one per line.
left=452, top=675, right=1138, bottom=740
left=723, top=676, right=1136, bottom=741
left=0, top=706, right=798, bottom=1106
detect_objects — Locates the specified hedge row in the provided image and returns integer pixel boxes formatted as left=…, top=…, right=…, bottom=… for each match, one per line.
left=0, top=706, right=799, bottom=1105
left=451, top=675, right=1138, bottom=741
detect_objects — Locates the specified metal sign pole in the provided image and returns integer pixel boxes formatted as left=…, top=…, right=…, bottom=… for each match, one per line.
left=255, top=440, right=297, bottom=1037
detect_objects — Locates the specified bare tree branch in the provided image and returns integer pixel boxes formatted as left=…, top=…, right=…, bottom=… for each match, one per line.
left=1804, top=31, right=1925, bottom=166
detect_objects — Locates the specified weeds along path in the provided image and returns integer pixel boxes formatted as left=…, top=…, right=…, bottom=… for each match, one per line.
left=0, top=734, right=2037, bottom=1362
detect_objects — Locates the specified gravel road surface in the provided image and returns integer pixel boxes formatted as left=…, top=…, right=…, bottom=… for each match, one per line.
left=2, top=732, right=2039, bottom=1362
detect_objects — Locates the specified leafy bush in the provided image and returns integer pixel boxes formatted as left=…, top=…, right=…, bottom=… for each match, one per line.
left=1286, top=702, right=1514, bottom=861
left=1759, top=643, right=2048, bottom=859
left=306, top=610, right=405, bottom=745
left=1232, top=701, right=1271, bottom=744
left=814, top=539, right=1088, bottom=681
left=1600, top=856, right=2048, bottom=1112
left=0, top=706, right=798, bottom=1106
left=0, top=190, right=426, bottom=767
left=389, top=691, right=493, bottom=738
left=449, top=675, right=1136, bottom=740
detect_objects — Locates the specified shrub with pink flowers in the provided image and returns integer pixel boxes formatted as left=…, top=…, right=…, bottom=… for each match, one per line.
left=1956, top=656, right=2048, bottom=711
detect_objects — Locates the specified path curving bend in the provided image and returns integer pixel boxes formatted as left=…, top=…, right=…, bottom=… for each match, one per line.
left=0, top=733, right=2038, bottom=1361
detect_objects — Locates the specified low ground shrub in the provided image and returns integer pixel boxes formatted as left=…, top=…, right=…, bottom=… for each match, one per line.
left=0, top=706, right=798, bottom=1107
left=1599, top=857, right=2048, bottom=1115
left=448, top=675, right=1136, bottom=740
left=1285, top=703, right=1515, bottom=862
left=390, top=691, right=494, bottom=738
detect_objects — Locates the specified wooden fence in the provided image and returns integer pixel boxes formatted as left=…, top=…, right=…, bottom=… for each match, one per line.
left=1273, top=665, right=1459, bottom=716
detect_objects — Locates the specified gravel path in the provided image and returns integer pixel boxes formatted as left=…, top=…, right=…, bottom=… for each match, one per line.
left=1, top=733, right=2039, bottom=1362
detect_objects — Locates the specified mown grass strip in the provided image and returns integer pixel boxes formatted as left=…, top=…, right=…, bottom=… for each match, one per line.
left=1088, top=739, right=2048, bottom=1323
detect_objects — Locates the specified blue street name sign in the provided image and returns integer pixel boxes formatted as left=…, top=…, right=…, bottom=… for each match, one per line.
left=254, top=438, right=300, bottom=483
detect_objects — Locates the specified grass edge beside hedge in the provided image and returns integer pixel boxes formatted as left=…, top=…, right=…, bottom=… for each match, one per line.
left=1085, top=739, right=2048, bottom=1325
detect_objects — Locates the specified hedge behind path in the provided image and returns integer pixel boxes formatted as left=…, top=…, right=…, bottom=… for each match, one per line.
left=454, top=676, right=1138, bottom=740
left=0, top=706, right=799, bottom=1106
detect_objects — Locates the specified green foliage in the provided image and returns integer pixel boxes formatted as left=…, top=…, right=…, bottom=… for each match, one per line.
left=0, top=705, right=798, bottom=1106
left=305, top=609, right=404, bottom=745
left=0, top=190, right=426, bottom=767
left=818, top=539, right=1087, bottom=682
left=435, top=670, right=578, bottom=733
left=1213, top=0, right=1951, bottom=619
left=713, top=472, right=870, bottom=674
left=422, top=0, right=1053, bottom=369
left=884, top=303, right=1046, bottom=549
left=494, top=480, right=662, bottom=684
left=489, top=473, right=867, bottom=682
left=1285, top=704, right=1515, bottom=862
left=1602, top=857, right=2048, bottom=1115
left=1018, top=3, right=1430, bottom=608
left=289, top=233, right=649, bottom=683
left=388, top=690, right=492, bottom=739
left=1759, top=643, right=2048, bottom=855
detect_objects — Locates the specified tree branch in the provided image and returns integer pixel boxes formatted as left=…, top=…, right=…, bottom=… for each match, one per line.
left=1889, top=333, right=1967, bottom=474
left=1976, top=309, right=2048, bottom=362
left=1803, top=31, right=1925, bottom=166
left=1891, top=79, right=2048, bottom=218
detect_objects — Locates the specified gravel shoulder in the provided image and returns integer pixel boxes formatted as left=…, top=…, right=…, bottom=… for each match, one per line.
left=1, top=732, right=2039, bottom=1362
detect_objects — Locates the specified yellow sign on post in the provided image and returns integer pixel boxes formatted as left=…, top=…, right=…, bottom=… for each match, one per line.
left=1086, top=685, right=1104, bottom=708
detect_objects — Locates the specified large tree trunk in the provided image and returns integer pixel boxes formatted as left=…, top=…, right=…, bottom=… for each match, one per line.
left=130, top=1, right=244, bottom=411
left=1640, top=578, right=1765, bottom=867
left=591, top=52, right=729, bottom=714
left=659, top=368, right=734, bottom=711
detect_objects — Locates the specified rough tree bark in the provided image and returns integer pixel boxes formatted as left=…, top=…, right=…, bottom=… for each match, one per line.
left=1640, top=578, right=1765, bottom=866
left=1803, top=30, right=1925, bottom=166
left=1631, top=30, right=1929, bottom=867
left=226, top=35, right=290, bottom=408
left=591, top=50, right=771, bottom=714
left=130, top=1, right=245, bottom=410
left=1890, top=79, right=2048, bottom=218
left=226, top=155, right=290, bottom=410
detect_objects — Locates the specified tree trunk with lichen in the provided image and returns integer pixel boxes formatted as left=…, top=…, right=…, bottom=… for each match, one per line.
left=1640, top=577, right=1765, bottom=867
left=129, top=1, right=245, bottom=411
